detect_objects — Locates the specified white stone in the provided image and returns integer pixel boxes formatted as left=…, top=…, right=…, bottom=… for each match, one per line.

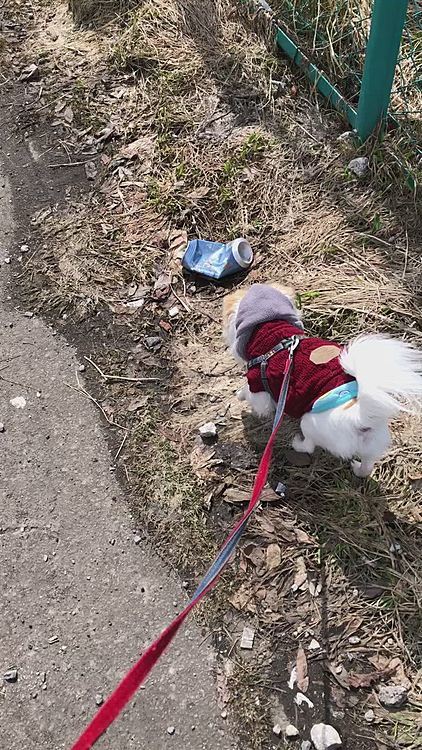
left=199, top=422, right=217, bottom=439
left=348, top=636, right=360, bottom=645
left=295, top=692, right=314, bottom=709
left=10, top=396, right=26, bottom=409
left=364, top=709, right=375, bottom=723
left=347, top=156, right=369, bottom=178
left=285, top=724, right=299, bottom=738
left=378, top=684, right=407, bottom=708
left=308, top=638, right=320, bottom=651
left=311, top=723, right=342, bottom=750
left=272, top=723, right=282, bottom=737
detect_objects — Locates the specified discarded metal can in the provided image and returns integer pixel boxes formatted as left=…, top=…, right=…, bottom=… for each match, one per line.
left=182, top=237, right=253, bottom=280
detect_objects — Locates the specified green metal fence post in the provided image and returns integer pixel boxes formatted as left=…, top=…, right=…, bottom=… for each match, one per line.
left=356, top=0, right=409, bottom=141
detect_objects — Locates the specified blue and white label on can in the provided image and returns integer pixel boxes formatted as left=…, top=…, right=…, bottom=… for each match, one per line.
left=182, top=237, right=253, bottom=280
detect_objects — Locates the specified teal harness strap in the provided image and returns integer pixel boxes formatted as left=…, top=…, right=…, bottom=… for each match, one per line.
left=311, top=381, right=358, bottom=414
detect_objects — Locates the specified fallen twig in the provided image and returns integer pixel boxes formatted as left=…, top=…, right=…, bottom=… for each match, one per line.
left=84, top=356, right=160, bottom=383
left=65, top=381, right=127, bottom=431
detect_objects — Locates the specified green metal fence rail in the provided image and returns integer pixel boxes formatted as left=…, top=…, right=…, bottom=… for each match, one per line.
left=253, top=0, right=422, bottom=178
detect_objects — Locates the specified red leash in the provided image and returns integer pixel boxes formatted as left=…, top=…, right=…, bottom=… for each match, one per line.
left=70, top=343, right=297, bottom=750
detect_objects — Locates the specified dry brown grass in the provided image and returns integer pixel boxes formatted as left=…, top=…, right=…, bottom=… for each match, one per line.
left=17, top=0, right=422, bottom=747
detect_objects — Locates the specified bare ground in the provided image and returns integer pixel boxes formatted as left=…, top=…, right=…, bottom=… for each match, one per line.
left=2, top=0, right=421, bottom=748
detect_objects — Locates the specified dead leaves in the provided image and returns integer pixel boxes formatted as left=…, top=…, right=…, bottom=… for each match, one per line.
left=292, top=556, right=308, bottom=592
left=266, top=543, right=282, bottom=571
left=296, top=646, right=309, bottom=692
left=348, top=668, right=395, bottom=689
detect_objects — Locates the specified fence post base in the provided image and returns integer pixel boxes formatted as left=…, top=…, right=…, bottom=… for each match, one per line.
left=356, top=0, right=409, bottom=141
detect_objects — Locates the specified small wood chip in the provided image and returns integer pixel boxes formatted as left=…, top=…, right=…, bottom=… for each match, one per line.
left=240, top=626, right=255, bottom=650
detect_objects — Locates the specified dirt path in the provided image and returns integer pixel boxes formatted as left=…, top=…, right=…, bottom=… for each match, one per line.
left=0, top=129, right=234, bottom=748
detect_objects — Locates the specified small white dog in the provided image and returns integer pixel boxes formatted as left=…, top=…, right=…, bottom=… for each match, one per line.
left=223, top=283, right=422, bottom=477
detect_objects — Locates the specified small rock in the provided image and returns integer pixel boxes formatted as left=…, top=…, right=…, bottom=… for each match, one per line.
left=347, top=156, right=369, bottom=178
left=378, top=684, right=407, bottom=709
left=20, top=244, right=29, bottom=253
left=4, top=668, right=18, bottom=683
left=311, top=723, right=342, bottom=750
left=10, top=396, right=26, bottom=409
left=48, top=636, right=59, bottom=645
left=199, top=422, right=217, bottom=439
left=240, top=626, right=255, bottom=650
left=337, top=130, right=356, bottom=143
left=78, top=364, right=86, bottom=373
left=364, top=709, right=375, bottom=723
left=272, top=724, right=282, bottom=737
left=285, top=724, right=300, bottom=738
left=95, top=693, right=103, bottom=706
left=0, top=423, right=5, bottom=433
left=220, top=710, right=227, bottom=719
left=348, top=636, right=360, bottom=645
left=275, top=481, right=287, bottom=498
left=4, top=257, right=11, bottom=264
left=308, top=638, right=320, bottom=651
left=168, top=305, right=180, bottom=318
left=302, top=743, right=312, bottom=750
left=84, top=161, right=97, bottom=181
left=167, top=726, right=175, bottom=735
left=20, top=63, right=40, bottom=82
left=43, top=554, right=48, bottom=562
left=133, top=535, right=142, bottom=545
left=145, top=336, right=162, bottom=351
left=23, top=311, right=34, bottom=318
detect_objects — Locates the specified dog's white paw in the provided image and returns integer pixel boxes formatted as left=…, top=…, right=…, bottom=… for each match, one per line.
left=292, top=434, right=314, bottom=454
left=351, top=459, right=371, bottom=478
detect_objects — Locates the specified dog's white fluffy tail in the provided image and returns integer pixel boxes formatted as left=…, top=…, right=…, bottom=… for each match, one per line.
left=340, top=334, right=422, bottom=420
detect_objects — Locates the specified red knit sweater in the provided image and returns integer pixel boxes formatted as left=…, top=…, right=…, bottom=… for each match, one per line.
left=245, top=321, right=355, bottom=418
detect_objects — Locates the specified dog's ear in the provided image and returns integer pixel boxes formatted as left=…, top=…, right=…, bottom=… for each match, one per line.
left=222, top=288, right=247, bottom=324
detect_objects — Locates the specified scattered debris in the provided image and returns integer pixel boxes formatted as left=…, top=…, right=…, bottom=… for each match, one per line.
left=240, top=626, right=255, bottom=650
left=0, top=423, right=4, bottom=433
left=144, top=336, right=162, bottom=352
left=85, top=161, right=98, bottom=181
left=23, top=311, right=34, bottom=318
left=288, top=666, right=298, bottom=690
left=337, top=130, right=357, bottom=144
left=10, top=396, right=26, bottom=409
left=153, top=272, right=171, bottom=301
left=19, top=63, right=40, bottom=82
left=310, top=723, right=342, bottom=750
left=378, top=684, right=408, bottom=709
left=199, top=422, right=217, bottom=439
left=308, top=639, right=320, bottom=651
left=167, top=726, right=175, bottom=735
left=348, top=636, right=361, bottom=645
left=168, top=305, right=180, bottom=318
left=4, top=257, right=11, bottom=264
left=347, top=156, right=369, bottom=178
left=291, top=556, right=308, bottom=592
left=125, top=298, right=145, bottom=310
left=266, top=543, right=281, bottom=571
left=20, top=244, right=29, bottom=253
left=224, top=485, right=278, bottom=505
left=349, top=667, right=395, bottom=689
left=295, top=692, right=314, bottom=709
left=133, top=535, right=142, bottom=545
left=364, top=709, right=375, bottom=723
left=95, top=693, right=103, bottom=706
left=275, top=481, right=287, bottom=498
left=3, top=668, right=18, bottom=683
left=285, top=724, right=300, bottom=738
left=272, top=724, right=283, bottom=737
left=296, top=646, right=309, bottom=692
left=48, top=636, right=59, bottom=645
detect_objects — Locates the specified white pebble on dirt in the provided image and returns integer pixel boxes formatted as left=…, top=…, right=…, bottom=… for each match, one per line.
left=10, top=396, right=26, bottom=409
left=378, top=684, right=407, bottom=708
left=199, top=422, right=217, bottom=439
left=285, top=724, right=300, bottom=738
left=364, top=709, right=375, bottom=723
left=347, top=156, right=369, bottom=178
left=308, top=638, right=320, bottom=651
left=311, top=723, right=342, bottom=750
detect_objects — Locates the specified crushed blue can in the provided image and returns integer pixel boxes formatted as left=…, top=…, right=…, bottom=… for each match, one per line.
left=182, top=237, right=253, bottom=280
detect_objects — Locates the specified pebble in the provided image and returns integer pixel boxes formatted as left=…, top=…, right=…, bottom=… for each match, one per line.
left=95, top=693, right=104, bottom=706
left=199, top=422, right=217, bottom=439
left=133, top=535, right=142, bottom=545
left=272, top=724, right=282, bottom=737
left=167, top=726, right=175, bottom=735
left=308, top=638, right=320, bottom=651
left=10, top=396, right=26, bottom=409
left=0, top=423, right=4, bottom=433
left=310, top=723, right=342, bottom=750
left=78, top=364, right=86, bottom=373
left=168, top=306, right=179, bottom=318
left=347, top=156, right=369, bottom=178
left=23, top=311, right=34, bottom=318
left=221, top=710, right=227, bottom=719
left=348, top=636, right=360, bottom=645
left=285, top=724, right=300, bottom=738
left=364, top=709, right=375, bottom=723
left=378, top=684, right=407, bottom=709
left=4, top=668, right=18, bottom=683
left=145, top=336, right=162, bottom=351
left=20, top=244, right=29, bottom=253
left=4, top=257, right=11, bottom=264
